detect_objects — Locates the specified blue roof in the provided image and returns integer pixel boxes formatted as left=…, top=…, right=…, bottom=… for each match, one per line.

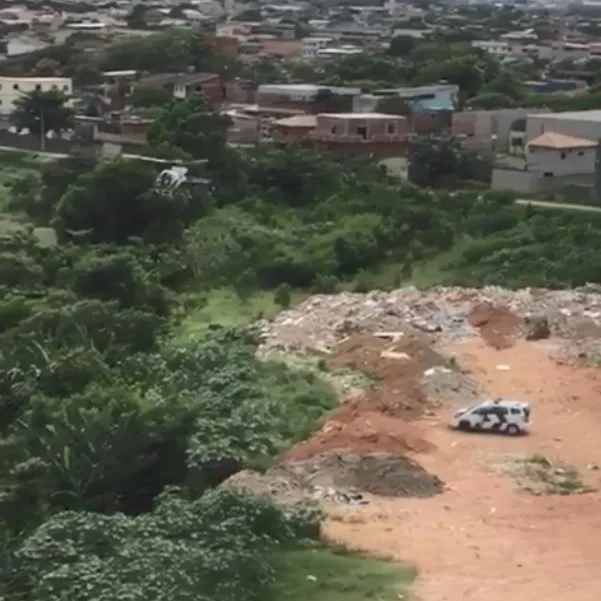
left=410, top=97, right=454, bottom=112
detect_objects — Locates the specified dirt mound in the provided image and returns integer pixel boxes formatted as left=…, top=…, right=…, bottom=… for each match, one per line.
left=468, top=302, right=520, bottom=349
left=326, top=331, right=448, bottom=417
left=284, top=410, right=435, bottom=461
left=283, top=330, right=447, bottom=462
left=286, top=452, right=443, bottom=498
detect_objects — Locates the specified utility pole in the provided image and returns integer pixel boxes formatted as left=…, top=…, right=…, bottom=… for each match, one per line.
left=39, top=109, right=45, bottom=152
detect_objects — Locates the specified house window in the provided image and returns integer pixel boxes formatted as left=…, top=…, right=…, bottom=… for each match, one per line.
left=13, top=84, right=18, bottom=90
left=63, top=85, right=69, bottom=92
left=560, top=152, right=566, bottom=159
left=357, top=126, right=367, bottom=139
left=578, top=150, right=584, bottom=156
left=387, top=123, right=395, bottom=134
left=331, top=125, right=337, bottom=134
left=35, top=84, right=41, bottom=91
left=543, top=172, right=554, bottom=177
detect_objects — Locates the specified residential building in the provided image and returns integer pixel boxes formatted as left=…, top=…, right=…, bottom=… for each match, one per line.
left=453, top=108, right=550, bottom=155
left=527, top=132, right=596, bottom=177
left=492, top=130, right=598, bottom=194
left=301, top=36, right=334, bottom=59
left=472, top=40, right=510, bottom=57
left=256, top=84, right=361, bottom=113
left=0, top=76, right=72, bottom=116
left=75, top=113, right=151, bottom=147
left=526, top=110, right=601, bottom=143
left=135, top=73, right=253, bottom=107
left=272, top=114, right=318, bottom=142
left=258, top=39, right=302, bottom=59
left=224, top=104, right=306, bottom=143
left=307, top=112, right=409, bottom=158
left=354, top=84, right=459, bottom=113
left=314, top=46, right=363, bottom=62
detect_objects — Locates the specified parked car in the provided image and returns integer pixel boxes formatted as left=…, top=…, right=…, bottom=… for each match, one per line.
left=451, top=399, right=531, bottom=436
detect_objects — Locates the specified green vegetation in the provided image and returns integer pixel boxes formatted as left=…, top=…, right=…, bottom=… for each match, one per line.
left=6, top=24, right=601, bottom=601
left=510, top=454, right=594, bottom=496
left=272, top=545, right=415, bottom=601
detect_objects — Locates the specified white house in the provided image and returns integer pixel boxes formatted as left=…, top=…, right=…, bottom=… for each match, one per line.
left=301, top=36, right=333, bottom=59
left=526, top=131, right=597, bottom=177
left=0, top=76, right=73, bottom=116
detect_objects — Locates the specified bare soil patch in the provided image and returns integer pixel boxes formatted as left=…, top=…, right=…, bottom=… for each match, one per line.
left=323, top=339, right=601, bottom=601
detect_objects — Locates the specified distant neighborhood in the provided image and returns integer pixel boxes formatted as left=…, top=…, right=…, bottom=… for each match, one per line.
left=3, top=0, right=601, bottom=197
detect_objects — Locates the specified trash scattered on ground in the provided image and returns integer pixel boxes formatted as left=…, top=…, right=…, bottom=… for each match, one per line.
left=256, top=286, right=601, bottom=353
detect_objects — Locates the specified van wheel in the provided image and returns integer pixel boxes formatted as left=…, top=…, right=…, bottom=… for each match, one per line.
left=506, top=424, right=520, bottom=436
left=458, top=420, right=471, bottom=432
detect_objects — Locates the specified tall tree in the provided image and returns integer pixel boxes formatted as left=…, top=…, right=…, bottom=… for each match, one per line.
left=11, top=89, right=74, bottom=136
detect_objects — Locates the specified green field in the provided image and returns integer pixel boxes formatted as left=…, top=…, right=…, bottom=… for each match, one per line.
left=273, top=546, right=415, bottom=601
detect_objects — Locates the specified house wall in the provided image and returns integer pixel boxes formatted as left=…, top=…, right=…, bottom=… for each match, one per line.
left=173, top=77, right=222, bottom=104
left=0, top=76, right=73, bottom=115
left=527, top=145, right=596, bottom=176
left=526, top=114, right=601, bottom=143
left=453, top=108, right=549, bottom=152
left=492, top=167, right=595, bottom=194
left=313, top=115, right=407, bottom=139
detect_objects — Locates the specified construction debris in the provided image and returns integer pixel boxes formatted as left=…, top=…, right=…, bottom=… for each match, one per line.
left=256, top=286, right=601, bottom=353
left=221, top=452, right=442, bottom=501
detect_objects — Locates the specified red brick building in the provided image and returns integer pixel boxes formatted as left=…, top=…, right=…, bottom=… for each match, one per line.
left=273, top=112, right=409, bottom=158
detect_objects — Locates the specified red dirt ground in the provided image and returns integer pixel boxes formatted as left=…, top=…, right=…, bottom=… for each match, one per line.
left=324, top=338, right=601, bottom=601
left=283, top=332, right=440, bottom=461
left=284, top=410, right=435, bottom=461
left=468, top=301, right=521, bottom=350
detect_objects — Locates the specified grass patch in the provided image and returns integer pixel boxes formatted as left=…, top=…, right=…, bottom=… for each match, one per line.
left=272, top=545, right=415, bottom=601
left=261, top=358, right=337, bottom=448
left=260, top=348, right=374, bottom=398
left=176, top=287, right=304, bottom=339
left=346, top=238, right=472, bottom=292
left=505, top=453, right=595, bottom=496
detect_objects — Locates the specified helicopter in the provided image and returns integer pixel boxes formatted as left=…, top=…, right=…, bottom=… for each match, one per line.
left=120, top=154, right=211, bottom=193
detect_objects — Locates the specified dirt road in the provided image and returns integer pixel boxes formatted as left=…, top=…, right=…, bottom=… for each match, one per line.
left=325, top=339, right=601, bottom=601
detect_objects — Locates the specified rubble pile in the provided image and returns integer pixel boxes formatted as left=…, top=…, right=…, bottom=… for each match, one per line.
left=256, top=286, right=601, bottom=352
left=285, top=452, right=443, bottom=499
left=420, top=365, right=483, bottom=405
left=220, top=453, right=442, bottom=503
